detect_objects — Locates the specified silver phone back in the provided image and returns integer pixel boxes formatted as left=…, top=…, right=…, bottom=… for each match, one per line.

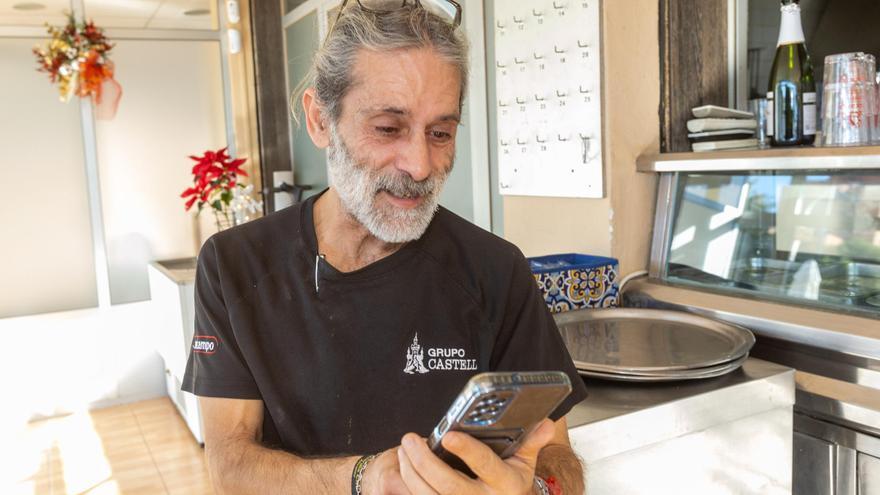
left=428, top=371, right=572, bottom=473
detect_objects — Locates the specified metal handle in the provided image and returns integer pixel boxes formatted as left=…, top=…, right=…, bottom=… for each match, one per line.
left=262, top=183, right=311, bottom=204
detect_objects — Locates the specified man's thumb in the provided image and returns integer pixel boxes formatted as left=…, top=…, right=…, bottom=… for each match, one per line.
left=514, top=419, right=556, bottom=462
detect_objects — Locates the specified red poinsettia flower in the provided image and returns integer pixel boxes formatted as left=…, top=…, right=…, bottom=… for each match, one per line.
left=224, top=157, right=248, bottom=177
left=182, top=147, right=249, bottom=214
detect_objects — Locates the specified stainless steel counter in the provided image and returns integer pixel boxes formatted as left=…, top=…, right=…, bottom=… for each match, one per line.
left=623, top=278, right=880, bottom=493
left=566, top=358, right=795, bottom=494
left=567, top=357, right=793, bottom=459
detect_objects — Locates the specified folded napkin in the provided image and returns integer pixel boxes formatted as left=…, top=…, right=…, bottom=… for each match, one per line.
left=687, top=118, right=758, bottom=133
left=691, top=138, right=759, bottom=152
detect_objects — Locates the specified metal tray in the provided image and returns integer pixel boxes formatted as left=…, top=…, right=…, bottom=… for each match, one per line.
left=575, top=351, right=748, bottom=377
left=577, top=354, right=748, bottom=382
left=554, top=308, right=755, bottom=373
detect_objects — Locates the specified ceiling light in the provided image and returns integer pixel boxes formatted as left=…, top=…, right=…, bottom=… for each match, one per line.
left=183, top=8, right=211, bottom=16
left=12, top=2, right=46, bottom=10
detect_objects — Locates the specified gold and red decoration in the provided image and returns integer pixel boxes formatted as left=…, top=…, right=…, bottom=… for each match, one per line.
left=33, top=14, right=122, bottom=119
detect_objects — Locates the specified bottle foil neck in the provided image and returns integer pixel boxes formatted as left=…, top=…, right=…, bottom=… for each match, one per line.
left=777, top=4, right=805, bottom=46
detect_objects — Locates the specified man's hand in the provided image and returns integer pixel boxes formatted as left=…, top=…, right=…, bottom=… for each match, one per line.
left=397, top=418, right=556, bottom=495
left=361, top=447, right=411, bottom=495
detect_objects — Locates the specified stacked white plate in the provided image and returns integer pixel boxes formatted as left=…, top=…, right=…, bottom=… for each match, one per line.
left=553, top=308, right=755, bottom=382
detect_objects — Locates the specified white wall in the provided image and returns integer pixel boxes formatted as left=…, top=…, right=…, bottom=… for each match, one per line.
left=502, top=0, right=660, bottom=276
left=0, top=38, right=98, bottom=318
left=2, top=34, right=228, bottom=423
left=97, top=40, right=227, bottom=305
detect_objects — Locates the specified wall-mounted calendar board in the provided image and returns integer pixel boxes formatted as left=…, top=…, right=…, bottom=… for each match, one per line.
left=494, top=0, right=604, bottom=198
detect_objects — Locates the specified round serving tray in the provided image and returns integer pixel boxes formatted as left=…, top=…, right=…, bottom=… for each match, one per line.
left=575, top=352, right=749, bottom=378
left=554, top=308, right=755, bottom=374
left=577, top=353, right=749, bottom=382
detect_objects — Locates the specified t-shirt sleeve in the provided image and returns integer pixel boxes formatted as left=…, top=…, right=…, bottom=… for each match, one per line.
left=490, top=251, right=588, bottom=421
left=181, top=237, right=261, bottom=400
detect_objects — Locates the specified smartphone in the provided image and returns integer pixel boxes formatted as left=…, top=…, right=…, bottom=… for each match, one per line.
left=427, top=371, right=572, bottom=476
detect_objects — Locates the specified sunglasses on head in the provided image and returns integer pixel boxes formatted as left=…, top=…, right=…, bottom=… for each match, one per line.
left=329, top=0, right=463, bottom=36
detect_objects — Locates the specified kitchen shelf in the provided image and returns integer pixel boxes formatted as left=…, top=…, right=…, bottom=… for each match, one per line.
left=637, top=145, right=880, bottom=173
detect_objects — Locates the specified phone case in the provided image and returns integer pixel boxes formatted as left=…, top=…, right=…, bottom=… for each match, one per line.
left=427, top=371, right=572, bottom=477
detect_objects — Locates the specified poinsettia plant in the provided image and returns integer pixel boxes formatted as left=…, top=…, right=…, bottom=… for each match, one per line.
left=181, top=147, right=248, bottom=228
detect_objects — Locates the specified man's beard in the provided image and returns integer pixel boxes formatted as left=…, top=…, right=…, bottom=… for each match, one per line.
left=326, top=126, right=451, bottom=243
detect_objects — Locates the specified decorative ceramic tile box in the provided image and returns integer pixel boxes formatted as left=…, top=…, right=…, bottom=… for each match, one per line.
left=528, top=254, right=619, bottom=313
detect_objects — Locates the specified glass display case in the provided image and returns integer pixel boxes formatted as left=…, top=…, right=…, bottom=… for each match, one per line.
left=657, top=168, right=880, bottom=317
left=637, top=147, right=880, bottom=495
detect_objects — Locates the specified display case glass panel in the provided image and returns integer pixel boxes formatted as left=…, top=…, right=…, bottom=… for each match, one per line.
left=664, top=171, right=880, bottom=316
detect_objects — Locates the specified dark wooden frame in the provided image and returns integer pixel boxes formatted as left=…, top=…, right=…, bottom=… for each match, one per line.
left=250, top=0, right=294, bottom=213
left=659, top=0, right=730, bottom=153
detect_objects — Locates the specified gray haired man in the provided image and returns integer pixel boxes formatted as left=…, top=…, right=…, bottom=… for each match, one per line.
left=183, top=1, right=588, bottom=493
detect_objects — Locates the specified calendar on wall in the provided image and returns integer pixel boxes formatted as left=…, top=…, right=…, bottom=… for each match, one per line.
left=494, top=0, right=604, bottom=198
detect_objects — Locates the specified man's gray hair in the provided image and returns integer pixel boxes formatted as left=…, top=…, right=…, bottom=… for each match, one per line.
left=293, top=2, right=469, bottom=124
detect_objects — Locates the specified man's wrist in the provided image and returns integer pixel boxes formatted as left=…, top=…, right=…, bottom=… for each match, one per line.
left=351, top=454, right=377, bottom=495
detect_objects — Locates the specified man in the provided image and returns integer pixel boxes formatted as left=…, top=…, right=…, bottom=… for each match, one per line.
left=182, top=1, right=588, bottom=493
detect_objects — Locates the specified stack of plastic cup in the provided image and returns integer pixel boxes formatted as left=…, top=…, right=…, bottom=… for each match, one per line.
left=875, top=68, right=880, bottom=144
left=865, top=54, right=880, bottom=145
left=821, top=52, right=877, bottom=147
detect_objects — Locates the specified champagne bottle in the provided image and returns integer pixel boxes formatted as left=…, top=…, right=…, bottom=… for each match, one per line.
left=767, top=0, right=816, bottom=146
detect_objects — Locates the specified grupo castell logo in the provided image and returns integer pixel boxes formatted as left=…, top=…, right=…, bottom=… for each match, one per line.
left=192, top=335, right=219, bottom=355
left=403, top=333, right=476, bottom=374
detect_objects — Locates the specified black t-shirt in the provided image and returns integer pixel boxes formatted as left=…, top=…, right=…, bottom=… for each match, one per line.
left=182, top=193, right=588, bottom=456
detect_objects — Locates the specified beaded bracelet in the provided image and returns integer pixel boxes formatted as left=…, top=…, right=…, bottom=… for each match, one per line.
left=534, top=476, right=550, bottom=495
left=535, top=475, right=563, bottom=495
left=351, top=454, right=377, bottom=495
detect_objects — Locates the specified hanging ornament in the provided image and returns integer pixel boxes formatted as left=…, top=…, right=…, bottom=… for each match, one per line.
left=33, top=14, right=122, bottom=119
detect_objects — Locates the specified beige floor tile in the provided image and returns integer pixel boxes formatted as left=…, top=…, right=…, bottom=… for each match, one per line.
left=79, top=477, right=168, bottom=495
left=143, top=432, right=198, bottom=451
left=139, top=426, right=191, bottom=441
left=132, top=407, right=179, bottom=422
left=90, top=410, right=136, bottom=423
left=156, top=458, right=210, bottom=481
left=101, top=454, right=158, bottom=476
left=129, top=398, right=176, bottom=416
left=166, top=477, right=215, bottom=495
left=136, top=413, right=188, bottom=428
left=90, top=422, right=143, bottom=439
left=144, top=432, right=204, bottom=451
left=13, top=399, right=212, bottom=495
left=149, top=445, right=206, bottom=465
left=132, top=404, right=178, bottom=418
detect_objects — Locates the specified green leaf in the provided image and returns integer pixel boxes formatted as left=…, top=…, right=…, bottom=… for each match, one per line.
left=220, top=190, right=232, bottom=204
left=211, top=199, right=223, bottom=211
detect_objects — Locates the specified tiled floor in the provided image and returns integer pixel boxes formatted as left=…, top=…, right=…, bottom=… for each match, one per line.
left=6, top=398, right=214, bottom=495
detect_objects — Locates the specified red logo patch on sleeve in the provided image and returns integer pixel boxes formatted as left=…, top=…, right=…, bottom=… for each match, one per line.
left=192, top=335, right=219, bottom=355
